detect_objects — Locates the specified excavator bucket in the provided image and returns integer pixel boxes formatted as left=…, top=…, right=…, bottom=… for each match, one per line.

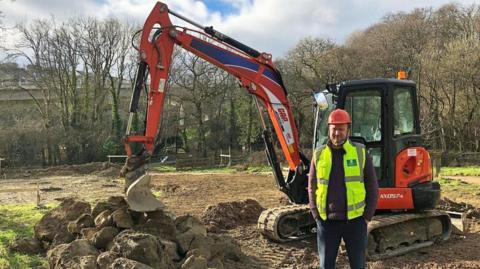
left=126, top=173, right=165, bottom=212
left=121, top=154, right=165, bottom=212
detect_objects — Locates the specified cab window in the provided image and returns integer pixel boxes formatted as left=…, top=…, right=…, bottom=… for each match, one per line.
left=344, top=90, right=382, bottom=142
left=393, top=87, right=415, bottom=136
left=344, top=89, right=383, bottom=178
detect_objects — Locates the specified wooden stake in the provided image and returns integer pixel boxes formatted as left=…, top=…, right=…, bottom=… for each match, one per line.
left=36, top=183, right=40, bottom=207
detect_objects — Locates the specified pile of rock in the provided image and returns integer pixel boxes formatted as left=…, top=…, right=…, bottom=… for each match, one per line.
left=438, top=197, right=480, bottom=219
left=10, top=196, right=243, bottom=269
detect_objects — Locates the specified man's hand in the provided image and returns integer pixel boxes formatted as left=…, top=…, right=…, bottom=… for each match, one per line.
left=310, top=207, right=320, bottom=221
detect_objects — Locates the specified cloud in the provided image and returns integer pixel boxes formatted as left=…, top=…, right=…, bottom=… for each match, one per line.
left=207, top=0, right=337, bottom=57
left=2, top=0, right=96, bottom=24
left=1, top=0, right=478, bottom=60
left=206, top=0, right=479, bottom=57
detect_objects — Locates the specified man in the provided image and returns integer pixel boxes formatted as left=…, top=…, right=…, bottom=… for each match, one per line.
left=308, top=109, right=378, bottom=269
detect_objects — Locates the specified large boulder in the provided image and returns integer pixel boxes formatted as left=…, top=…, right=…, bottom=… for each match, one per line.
left=110, top=257, right=154, bottom=269
left=97, top=251, right=120, bottom=269
left=35, top=198, right=91, bottom=242
left=207, top=258, right=224, bottom=269
left=181, top=255, right=208, bottom=269
left=91, top=226, right=119, bottom=249
left=112, top=209, right=134, bottom=229
left=175, top=215, right=211, bottom=257
left=106, top=196, right=128, bottom=207
left=176, top=215, right=207, bottom=237
left=160, top=239, right=181, bottom=261
left=50, top=233, right=75, bottom=249
left=9, top=236, right=43, bottom=254
left=209, top=234, right=243, bottom=262
left=81, top=227, right=100, bottom=241
left=133, top=210, right=177, bottom=241
left=177, top=232, right=212, bottom=259
left=68, top=213, right=95, bottom=235
left=95, top=210, right=114, bottom=228
left=109, top=230, right=170, bottom=268
left=47, top=239, right=99, bottom=269
left=79, top=255, right=97, bottom=269
left=92, top=197, right=128, bottom=219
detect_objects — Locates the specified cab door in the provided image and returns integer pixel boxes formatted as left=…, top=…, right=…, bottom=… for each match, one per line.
left=337, top=84, right=388, bottom=187
left=337, top=80, right=422, bottom=189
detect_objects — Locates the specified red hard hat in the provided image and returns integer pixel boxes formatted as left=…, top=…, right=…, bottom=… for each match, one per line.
left=328, top=109, right=351, bottom=125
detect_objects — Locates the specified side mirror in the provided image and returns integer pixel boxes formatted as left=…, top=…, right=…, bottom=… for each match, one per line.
left=313, top=92, right=329, bottom=111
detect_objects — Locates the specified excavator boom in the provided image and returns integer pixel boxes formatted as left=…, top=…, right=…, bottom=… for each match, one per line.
left=123, top=2, right=309, bottom=211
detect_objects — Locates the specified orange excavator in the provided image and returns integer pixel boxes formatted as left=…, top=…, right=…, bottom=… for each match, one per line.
left=121, top=2, right=452, bottom=260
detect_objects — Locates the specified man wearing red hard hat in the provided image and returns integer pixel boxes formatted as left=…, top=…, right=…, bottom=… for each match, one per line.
left=308, top=109, right=378, bottom=269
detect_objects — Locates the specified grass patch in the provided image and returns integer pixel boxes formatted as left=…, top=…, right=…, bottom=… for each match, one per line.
left=150, top=165, right=176, bottom=172
left=150, top=165, right=236, bottom=173
left=438, top=177, right=480, bottom=207
left=151, top=164, right=275, bottom=174
left=152, top=190, right=163, bottom=198
left=246, top=166, right=272, bottom=173
left=440, top=166, right=480, bottom=176
left=438, top=177, right=480, bottom=193
left=0, top=203, right=54, bottom=269
left=180, top=167, right=237, bottom=173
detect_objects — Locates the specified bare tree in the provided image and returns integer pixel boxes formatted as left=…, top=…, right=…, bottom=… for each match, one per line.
left=11, top=16, right=139, bottom=163
left=107, top=20, right=137, bottom=141
left=170, top=50, right=231, bottom=156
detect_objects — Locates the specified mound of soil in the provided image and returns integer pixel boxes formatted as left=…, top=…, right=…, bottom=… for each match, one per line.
left=96, top=165, right=121, bottom=178
left=8, top=162, right=119, bottom=178
left=201, top=199, right=265, bottom=232
left=438, top=197, right=480, bottom=219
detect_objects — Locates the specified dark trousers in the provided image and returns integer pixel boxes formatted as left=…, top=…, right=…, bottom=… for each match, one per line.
left=316, top=217, right=367, bottom=269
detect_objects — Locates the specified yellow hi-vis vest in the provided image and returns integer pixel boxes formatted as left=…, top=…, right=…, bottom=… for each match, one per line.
left=313, top=140, right=366, bottom=220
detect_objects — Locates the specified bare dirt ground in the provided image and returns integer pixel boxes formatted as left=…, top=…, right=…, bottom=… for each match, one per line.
left=1, top=168, right=480, bottom=268
left=447, top=175, right=480, bottom=186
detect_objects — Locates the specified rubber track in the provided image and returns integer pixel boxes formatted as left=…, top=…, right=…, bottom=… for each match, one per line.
left=368, top=210, right=448, bottom=232
left=258, top=207, right=451, bottom=261
left=367, top=210, right=451, bottom=260
left=258, top=204, right=311, bottom=242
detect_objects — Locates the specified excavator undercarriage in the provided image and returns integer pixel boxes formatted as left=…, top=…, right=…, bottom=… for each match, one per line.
left=366, top=211, right=451, bottom=260
left=258, top=206, right=452, bottom=260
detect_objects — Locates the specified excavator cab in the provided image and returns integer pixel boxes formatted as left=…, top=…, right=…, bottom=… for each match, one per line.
left=314, top=79, right=441, bottom=209
left=314, top=83, right=388, bottom=183
left=313, top=79, right=452, bottom=259
left=339, top=80, right=420, bottom=189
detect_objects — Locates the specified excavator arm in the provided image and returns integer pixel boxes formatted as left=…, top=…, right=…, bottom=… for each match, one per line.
left=123, top=2, right=309, bottom=212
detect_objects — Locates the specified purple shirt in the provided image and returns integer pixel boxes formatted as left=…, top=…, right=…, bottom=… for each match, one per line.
left=308, top=141, right=379, bottom=221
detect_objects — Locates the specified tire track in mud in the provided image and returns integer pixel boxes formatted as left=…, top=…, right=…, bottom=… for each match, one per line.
left=227, top=225, right=319, bottom=269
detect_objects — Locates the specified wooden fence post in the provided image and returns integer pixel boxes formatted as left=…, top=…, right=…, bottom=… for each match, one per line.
left=36, top=183, right=40, bottom=207
left=219, top=148, right=231, bottom=167
left=0, top=158, right=4, bottom=178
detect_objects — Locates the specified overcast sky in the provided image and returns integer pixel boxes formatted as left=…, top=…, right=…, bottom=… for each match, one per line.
left=1, top=0, right=478, bottom=58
